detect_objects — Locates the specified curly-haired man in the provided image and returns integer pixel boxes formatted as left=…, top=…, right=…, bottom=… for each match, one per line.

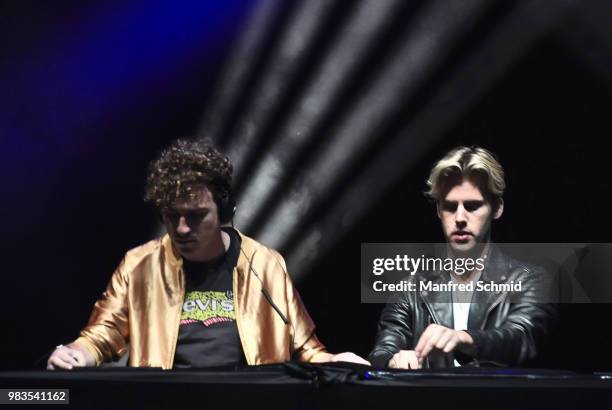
left=48, top=138, right=368, bottom=369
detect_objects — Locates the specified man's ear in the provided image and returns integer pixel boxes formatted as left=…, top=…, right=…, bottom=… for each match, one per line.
left=493, top=199, right=504, bottom=220
left=436, top=202, right=442, bottom=219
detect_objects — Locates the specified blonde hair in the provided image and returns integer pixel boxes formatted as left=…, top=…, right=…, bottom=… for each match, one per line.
left=426, top=146, right=505, bottom=209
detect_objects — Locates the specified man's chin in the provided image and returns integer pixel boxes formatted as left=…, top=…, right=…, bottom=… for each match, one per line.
left=174, top=240, right=199, bottom=253
left=449, top=240, right=476, bottom=254
left=448, top=239, right=488, bottom=257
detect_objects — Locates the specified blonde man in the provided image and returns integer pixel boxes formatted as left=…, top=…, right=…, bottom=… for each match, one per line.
left=368, top=146, right=557, bottom=368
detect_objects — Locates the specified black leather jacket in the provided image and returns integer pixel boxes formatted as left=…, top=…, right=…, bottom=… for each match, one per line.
left=368, top=246, right=559, bottom=368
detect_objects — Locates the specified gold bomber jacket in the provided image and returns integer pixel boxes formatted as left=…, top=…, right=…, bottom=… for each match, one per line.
left=72, top=231, right=327, bottom=368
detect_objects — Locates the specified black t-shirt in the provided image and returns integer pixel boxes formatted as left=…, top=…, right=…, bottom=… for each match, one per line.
left=173, top=228, right=245, bottom=368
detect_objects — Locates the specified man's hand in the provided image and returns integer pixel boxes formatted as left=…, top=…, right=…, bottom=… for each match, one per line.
left=388, top=350, right=421, bottom=369
left=311, top=352, right=371, bottom=366
left=414, top=324, right=475, bottom=361
left=330, top=352, right=371, bottom=366
left=47, top=344, right=95, bottom=370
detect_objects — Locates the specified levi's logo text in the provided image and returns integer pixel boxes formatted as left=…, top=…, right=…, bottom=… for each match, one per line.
left=180, top=290, right=236, bottom=327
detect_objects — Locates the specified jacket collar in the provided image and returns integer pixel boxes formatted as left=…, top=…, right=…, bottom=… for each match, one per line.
left=161, top=228, right=261, bottom=283
left=162, top=234, right=182, bottom=268
left=235, top=229, right=258, bottom=272
left=477, top=244, right=509, bottom=284
left=161, top=228, right=256, bottom=268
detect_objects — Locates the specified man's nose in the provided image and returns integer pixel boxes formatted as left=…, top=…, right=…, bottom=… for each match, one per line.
left=455, top=205, right=467, bottom=225
left=177, top=216, right=190, bottom=234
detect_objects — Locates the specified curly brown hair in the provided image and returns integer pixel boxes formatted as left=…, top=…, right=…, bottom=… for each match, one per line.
left=144, top=138, right=233, bottom=213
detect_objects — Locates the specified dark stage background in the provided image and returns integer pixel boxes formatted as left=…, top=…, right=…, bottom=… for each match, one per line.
left=1, top=0, right=612, bottom=371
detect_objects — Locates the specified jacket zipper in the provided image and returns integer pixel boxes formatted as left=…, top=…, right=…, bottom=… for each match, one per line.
left=422, top=300, right=440, bottom=325
left=480, top=293, right=505, bottom=330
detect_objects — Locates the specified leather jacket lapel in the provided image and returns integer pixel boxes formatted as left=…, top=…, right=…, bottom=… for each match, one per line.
left=420, top=271, right=454, bottom=329
left=468, top=245, right=509, bottom=329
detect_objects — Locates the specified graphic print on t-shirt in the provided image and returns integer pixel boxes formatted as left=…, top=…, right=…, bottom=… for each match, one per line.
left=180, top=290, right=236, bottom=327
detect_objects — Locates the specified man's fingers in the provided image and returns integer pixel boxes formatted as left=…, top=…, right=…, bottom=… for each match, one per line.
left=419, top=327, right=445, bottom=359
left=388, top=353, right=403, bottom=369
left=331, top=352, right=370, bottom=366
left=435, top=330, right=454, bottom=351
left=343, top=353, right=370, bottom=366
left=71, top=350, right=87, bottom=366
left=415, top=324, right=439, bottom=356
left=389, top=352, right=406, bottom=369
left=442, top=334, right=459, bottom=353
left=419, top=341, right=433, bottom=360
left=398, top=351, right=420, bottom=369
left=48, top=356, right=73, bottom=370
left=397, top=351, right=410, bottom=369
left=405, top=352, right=420, bottom=369
left=59, top=350, right=79, bottom=367
left=47, top=347, right=86, bottom=370
left=416, top=325, right=466, bottom=359
left=389, top=351, right=420, bottom=370
left=414, top=325, right=433, bottom=354
left=56, top=353, right=77, bottom=368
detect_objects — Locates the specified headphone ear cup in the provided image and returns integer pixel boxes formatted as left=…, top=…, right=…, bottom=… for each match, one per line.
left=218, top=191, right=236, bottom=224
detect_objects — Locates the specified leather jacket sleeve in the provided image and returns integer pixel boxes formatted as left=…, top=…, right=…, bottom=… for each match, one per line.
left=465, top=267, right=559, bottom=367
left=367, top=301, right=414, bottom=368
left=464, top=303, right=558, bottom=367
